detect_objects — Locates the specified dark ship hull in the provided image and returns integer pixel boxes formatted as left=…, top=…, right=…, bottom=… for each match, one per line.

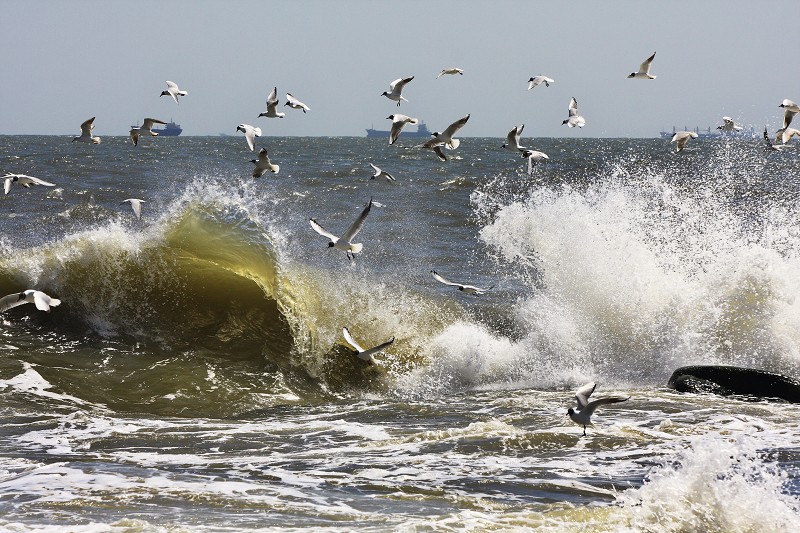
left=366, top=121, right=430, bottom=138
left=131, top=121, right=182, bottom=136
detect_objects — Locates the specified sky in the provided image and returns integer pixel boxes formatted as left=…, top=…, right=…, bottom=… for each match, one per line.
left=2, top=1, right=799, bottom=138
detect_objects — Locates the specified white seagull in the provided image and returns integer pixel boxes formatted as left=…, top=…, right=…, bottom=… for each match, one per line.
left=717, top=116, right=743, bottom=132
left=160, top=81, right=187, bottom=104
left=562, top=98, right=585, bottom=128
left=521, top=149, right=549, bottom=174
left=567, top=382, right=630, bottom=436
left=72, top=116, right=101, bottom=144
left=251, top=148, right=280, bottom=176
left=258, top=87, right=285, bottom=118
left=369, top=163, right=395, bottom=182
left=430, top=270, right=492, bottom=296
left=130, top=118, right=167, bottom=146
left=381, top=76, right=414, bottom=107
left=418, top=114, right=470, bottom=161
left=670, top=131, right=698, bottom=152
left=764, top=126, right=791, bottom=152
left=284, top=93, right=310, bottom=113
left=779, top=99, right=800, bottom=129
left=0, top=290, right=61, bottom=313
left=386, top=113, right=419, bottom=145
left=627, top=52, right=657, bottom=79
left=502, top=124, right=526, bottom=152
left=3, top=174, right=56, bottom=195
left=309, top=198, right=373, bottom=259
left=236, top=124, right=262, bottom=151
left=341, top=327, right=394, bottom=365
left=437, top=68, right=464, bottom=78
left=527, top=75, right=554, bottom=90
left=121, top=198, right=145, bottom=219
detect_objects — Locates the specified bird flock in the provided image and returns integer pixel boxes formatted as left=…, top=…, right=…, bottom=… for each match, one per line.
left=4, top=56, right=796, bottom=433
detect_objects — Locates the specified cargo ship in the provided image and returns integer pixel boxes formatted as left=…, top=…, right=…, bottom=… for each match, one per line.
left=366, top=121, right=431, bottom=138
left=659, top=125, right=756, bottom=139
left=131, top=120, right=182, bottom=136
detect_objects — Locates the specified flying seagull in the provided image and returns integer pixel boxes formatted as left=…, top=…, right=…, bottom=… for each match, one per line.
left=437, top=68, right=464, bottom=78
left=717, top=116, right=743, bottom=132
left=251, top=148, right=280, bottom=176
left=764, top=126, right=791, bottom=152
left=236, top=124, right=262, bottom=151
left=627, top=52, right=657, bottom=79
left=562, top=98, right=585, bottom=128
left=521, top=149, right=549, bottom=174
left=0, top=290, right=61, bottom=313
left=309, top=198, right=373, bottom=259
left=527, top=75, right=554, bottom=90
left=670, top=131, right=698, bottom=152
left=567, top=382, right=630, bottom=436
left=381, top=76, right=414, bottom=107
left=121, top=198, right=144, bottom=219
left=369, top=163, right=395, bottom=182
left=341, top=327, right=394, bottom=365
left=3, top=173, right=56, bottom=195
left=502, top=124, right=526, bottom=152
left=386, top=113, right=419, bottom=145
left=72, top=116, right=101, bottom=144
left=258, top=87, right=285, bottom=119
left=160, top=81, right=187, bottom=104
left=130, top=118, right=167, bottom=146
left=430, top=270, right=492, bottom=296
left=285, top=93, right=310, bottom=113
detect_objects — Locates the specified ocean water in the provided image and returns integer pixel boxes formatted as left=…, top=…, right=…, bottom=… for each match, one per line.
left=1, top=134, right=799, bottom=531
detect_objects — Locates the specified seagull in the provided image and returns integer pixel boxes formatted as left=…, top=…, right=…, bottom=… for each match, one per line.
left=521, top=149, right=549, bottom=173
left=369, top=163, right=395, bottom=182
left=717, top=116, right=743, bottom=132
left=130, top=118, right=167, bottom=146
left=160, top=81, right=187, bottom=104
left=341, top=327, right=394, bottom=365
left=430, top=270, right=492, bottom=296
left=764, top=126, right=791, bottom=152
left=567, top=382, right=630, bottom=436
left=0, top=290, right=61, bottom=313
left=121, top=198, right=144, bottom=219
left=386, top=114, right=419, bottom=145
left=562, top=98, right=585, bottom=128
left=627, top=52, right=657, bottom=79
left=72, top=116, right=101, bottom=144
left=284, top=93, right=310, bottom=113
left=502, top=124, right=526, bottom=152
left=309, top=198, right=373, bottom=259
left=381, top=76, right=414, bottom=107
left=258, top=87, right=285, bottom=118
left=425, top=114, right=470, bottom=150
left=670, top=131, right=698, bottom=152
left=527, top=75, right=554, bottom=90
left=251, top=148, right=280, bottom=176
left=236, top=124, right=262, bottom=151
left=437, top=68, right=464, bottom=78
left=3, top=174, right=56, bottom=195
left=779, top=99, right=800, bottom=129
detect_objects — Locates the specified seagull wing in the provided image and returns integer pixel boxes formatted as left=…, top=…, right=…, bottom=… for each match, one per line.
left=342, top=327, right=365, bottom=353
left=359, top=337, right=395, bottom=361
left=341, top=198, right=372, bottom=242
left=583, top=396, right=630, bottom=417
left=784, top=109, right=797, bottom=129
left=309, top=219, right=338, bottom=242
left=17, top=175, right=55, bottom=187
left=32, top=291, right=54, bottom=311
left=0, top=292, right=25, bottom=312
left=4, top=176, right=14, bottom=195
left=431, top=270, right=460, bottom=287
left=433, top=146, right=447, bottom=161
left=442, top=115, right=470, bottom=138
left=266, top=86, right=279, bottom=106
left=575, top=382, right=597, bottom=410
left=764, top=127, right=775, bottom=148
left=80, top=117, right=95, bottom=135
left=639, top=52, right=656, bottom=74
left=568, top=98, right=579, bottom=117
left=369, top=163, right=381, bottom=177
left=389, top=121, right=407, bottom=145
left=142, top=118, right=167, bottom=129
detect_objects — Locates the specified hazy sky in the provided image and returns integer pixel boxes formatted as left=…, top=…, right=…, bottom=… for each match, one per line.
left=3, top=1, right=799, bottom=138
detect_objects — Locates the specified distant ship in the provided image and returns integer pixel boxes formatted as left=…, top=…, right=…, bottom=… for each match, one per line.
left=131, top=120, right=182, bottom=136
left=366, top=121, right=431, bottom=138
left=659, top=125, right=756, bottom=139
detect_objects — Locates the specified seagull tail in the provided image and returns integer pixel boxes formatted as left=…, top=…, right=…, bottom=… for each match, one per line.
left=350, top=243, right=363, bottom=254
